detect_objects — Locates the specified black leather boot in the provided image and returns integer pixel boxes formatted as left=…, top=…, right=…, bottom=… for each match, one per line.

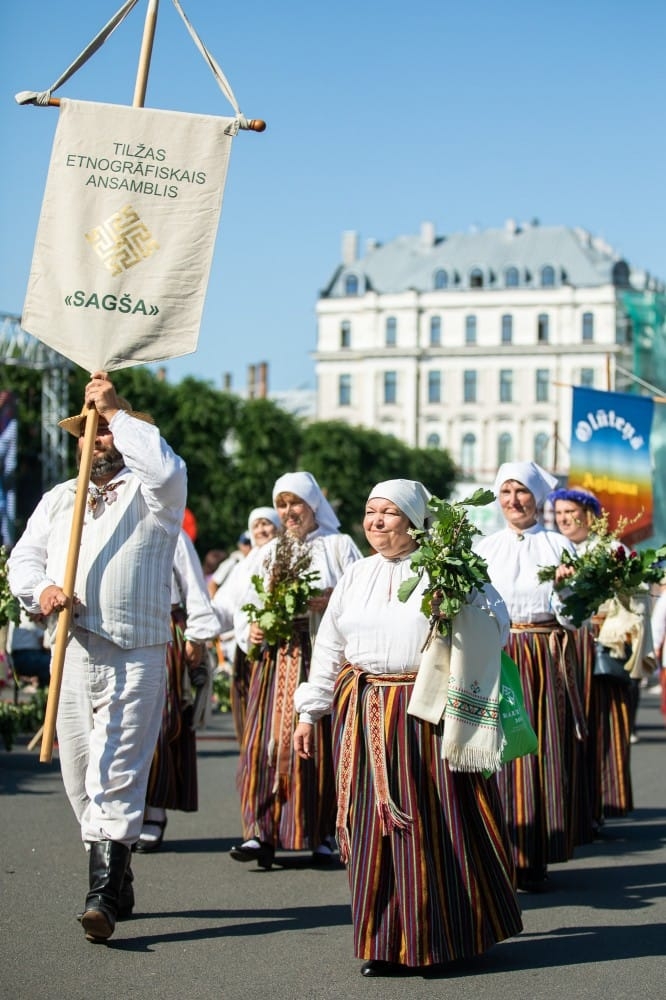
left=117, top=863, right=135, bottom=920
left=81, top=841, right=130, bottom=942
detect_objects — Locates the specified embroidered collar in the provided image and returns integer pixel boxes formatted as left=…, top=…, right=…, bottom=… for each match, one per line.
left=87, top=480, right=125, bottom=511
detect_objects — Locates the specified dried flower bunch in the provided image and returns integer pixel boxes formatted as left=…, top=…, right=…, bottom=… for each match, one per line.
left=243, top=531, right=321, bottom=654
left=537, top=511, right=666, bottom=628
left=398, top=489, right=494, bottom=639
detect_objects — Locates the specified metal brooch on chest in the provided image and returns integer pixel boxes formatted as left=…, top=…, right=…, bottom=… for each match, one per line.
left=87, top=481, right=125, bottom=511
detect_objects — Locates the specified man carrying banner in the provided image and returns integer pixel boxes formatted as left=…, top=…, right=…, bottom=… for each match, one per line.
left=8, top=371, right=187, bottom=944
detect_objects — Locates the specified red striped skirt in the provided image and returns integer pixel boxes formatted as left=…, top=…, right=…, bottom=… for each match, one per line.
left=332, top=664, right=522, bottom=967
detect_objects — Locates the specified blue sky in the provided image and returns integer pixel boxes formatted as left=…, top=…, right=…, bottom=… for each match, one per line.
left=1, top=0, right=665, bottom=393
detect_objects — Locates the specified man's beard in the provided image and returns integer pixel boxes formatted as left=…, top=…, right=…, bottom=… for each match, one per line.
left=78, top=444, right=125, bottom=482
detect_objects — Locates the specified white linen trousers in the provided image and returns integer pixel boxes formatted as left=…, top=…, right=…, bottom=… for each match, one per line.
left=56, top=629, right=166, bottom=846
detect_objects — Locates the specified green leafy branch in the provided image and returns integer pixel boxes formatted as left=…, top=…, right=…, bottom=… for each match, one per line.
left=537, top=512, right=666, bottom=627
left=242, top=532, right=322, bottom=655
left=0, top=546, right=20, bottom=631
left=397, top=488, right=494, bottom=640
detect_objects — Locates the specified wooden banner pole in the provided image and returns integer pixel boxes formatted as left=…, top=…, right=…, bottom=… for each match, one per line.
left=39, top=0, right=161, bottom=762
left=132, top=0, right=159, bottom=108
left=39, top=408, right=98, bottom=761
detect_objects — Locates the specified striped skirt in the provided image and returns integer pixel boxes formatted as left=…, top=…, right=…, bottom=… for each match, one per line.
left=145, top=609, right=198, bottom=812
left=230, top=645, right=251, bottom=745
left=498, top=626, right=584, bottom=872
left=577, top=626, right=633, bottom=819
left=236, top=626, right=336, bottom=849
left=332, top=665, right=523, bottom=967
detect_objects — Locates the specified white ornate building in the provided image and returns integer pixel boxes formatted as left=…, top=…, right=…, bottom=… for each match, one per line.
left=314, top=220, right=662, bottom=481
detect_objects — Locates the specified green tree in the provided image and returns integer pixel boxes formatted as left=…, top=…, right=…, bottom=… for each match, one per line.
left=300, top=422, right=456, bottom=548
left=6, top=364, right=459, bottom=560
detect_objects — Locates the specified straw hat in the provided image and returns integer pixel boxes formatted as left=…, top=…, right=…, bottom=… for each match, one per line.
left=59, top=396, right=154, bottom=437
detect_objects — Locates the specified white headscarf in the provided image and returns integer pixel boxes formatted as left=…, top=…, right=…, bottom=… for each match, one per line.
left=493, top=461, right=558, bottom=507
left=247, top=506, right=281, bottom=543
left=367, top=479, right=432, bottom=529
left=272, top=471, right=340, bottom=533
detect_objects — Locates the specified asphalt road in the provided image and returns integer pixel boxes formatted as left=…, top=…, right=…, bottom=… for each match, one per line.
left=1, top=685, right=665, bottom=1000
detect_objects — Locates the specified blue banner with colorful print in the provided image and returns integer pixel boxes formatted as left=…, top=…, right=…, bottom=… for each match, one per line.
left=569, top=386, right=654, bottom=545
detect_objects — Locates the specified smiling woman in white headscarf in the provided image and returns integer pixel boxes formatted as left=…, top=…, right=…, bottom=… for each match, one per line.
left=292, top=480, right=521, bottom=978
left=230, top=471, right=362, bottom=871
left=474, top=460, right=584, bottom=890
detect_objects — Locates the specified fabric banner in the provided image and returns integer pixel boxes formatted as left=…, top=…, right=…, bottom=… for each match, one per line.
left=0, top=390, right=17, bottom=548
left=22, top=99, right=236, bottom=372
left=569, top=386, right=655, bottom=545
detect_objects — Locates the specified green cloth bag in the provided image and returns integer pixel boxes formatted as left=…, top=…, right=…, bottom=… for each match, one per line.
left=498, top=651, right=538, bottom=763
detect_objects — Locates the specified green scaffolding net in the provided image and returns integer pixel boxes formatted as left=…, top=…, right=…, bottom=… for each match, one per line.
left=622, top=291, right=666, bottom=546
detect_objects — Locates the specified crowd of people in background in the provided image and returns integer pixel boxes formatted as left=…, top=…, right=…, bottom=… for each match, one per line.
left=2, top=373, right=665, bottom=973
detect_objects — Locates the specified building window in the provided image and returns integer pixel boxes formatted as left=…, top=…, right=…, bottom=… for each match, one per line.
left=469, top=268, right=484, bottom=288
left=501, top=314, right=513, bottom=344
left=580, top=367, right=594, bottom=387
left=429, top=315, right=442, bottom=346
left=499, top=369, right=513, bottom=403
left=338, top=374, right=351, bottom=406
left=582, top=311, right=594, bottom=342
left=426, top=432, right=441, bottom=448
left=612, top=260, right=630, bottom=287
left=536, top=368, right=549, bottom=402
left=498, top=432, right=513, bottom=465
left=428, top=370, right=441, bottom=404
left=465, top=315, right=477, bottom=345
left=505, top=266, right=519, bottom=287
left=537, top=313, right=549, bottom=343
left=344, top=273, right=359, bottom=296
left=340, top=320, right=351, bottom=349
left=461, top=433, right=476, bottom=478
left=541, top=265, right=555, bottom=287
left=434, top=269, right=448, bottom=290
left=384, top=371, right=397, bottom=404
left=463, top=370, right=477, bottom=403
left=534, top=432, right=549, bottom=466
left=385, top=316, right=397, bottom=346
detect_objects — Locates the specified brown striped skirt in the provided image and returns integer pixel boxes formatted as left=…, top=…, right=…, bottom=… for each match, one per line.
left=499, top=624, right=586, bottom=872
left=145, top=608, right=198, bottom=812
left=331, top=664, right=523, bottom=967
left=236, top=623, right=336, bottom=850
left=575, top=625, right=633, bottom=820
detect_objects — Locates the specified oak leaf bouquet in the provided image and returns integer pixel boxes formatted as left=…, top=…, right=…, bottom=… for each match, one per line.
left=397, top=489, right=494, bottom=646
left=537, top=511, right=666, bottom=628
left=243, top=532, right=322, bottom=657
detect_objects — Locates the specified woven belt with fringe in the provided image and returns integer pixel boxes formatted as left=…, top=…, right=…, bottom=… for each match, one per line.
left=268, top=617, right=311, bottom=797
left=336, top=667, right=417, bottom=863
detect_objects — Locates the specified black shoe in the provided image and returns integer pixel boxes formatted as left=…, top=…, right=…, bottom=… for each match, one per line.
left=229, top=841, right=274, bottom=870
left=312, top=836, right=337, bottom=865
left=134, top=818, right=167, bottom=854
left=516, top=866, right=548, bottom=892
left=360, top=960, right=409, bottom=977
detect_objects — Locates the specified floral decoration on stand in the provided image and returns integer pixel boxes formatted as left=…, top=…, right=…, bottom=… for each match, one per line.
left=242, top=532, right=321, bottom=657
left=397, top=489, right=494, bottom=646
left=537, top=511, right=666, bottom=628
